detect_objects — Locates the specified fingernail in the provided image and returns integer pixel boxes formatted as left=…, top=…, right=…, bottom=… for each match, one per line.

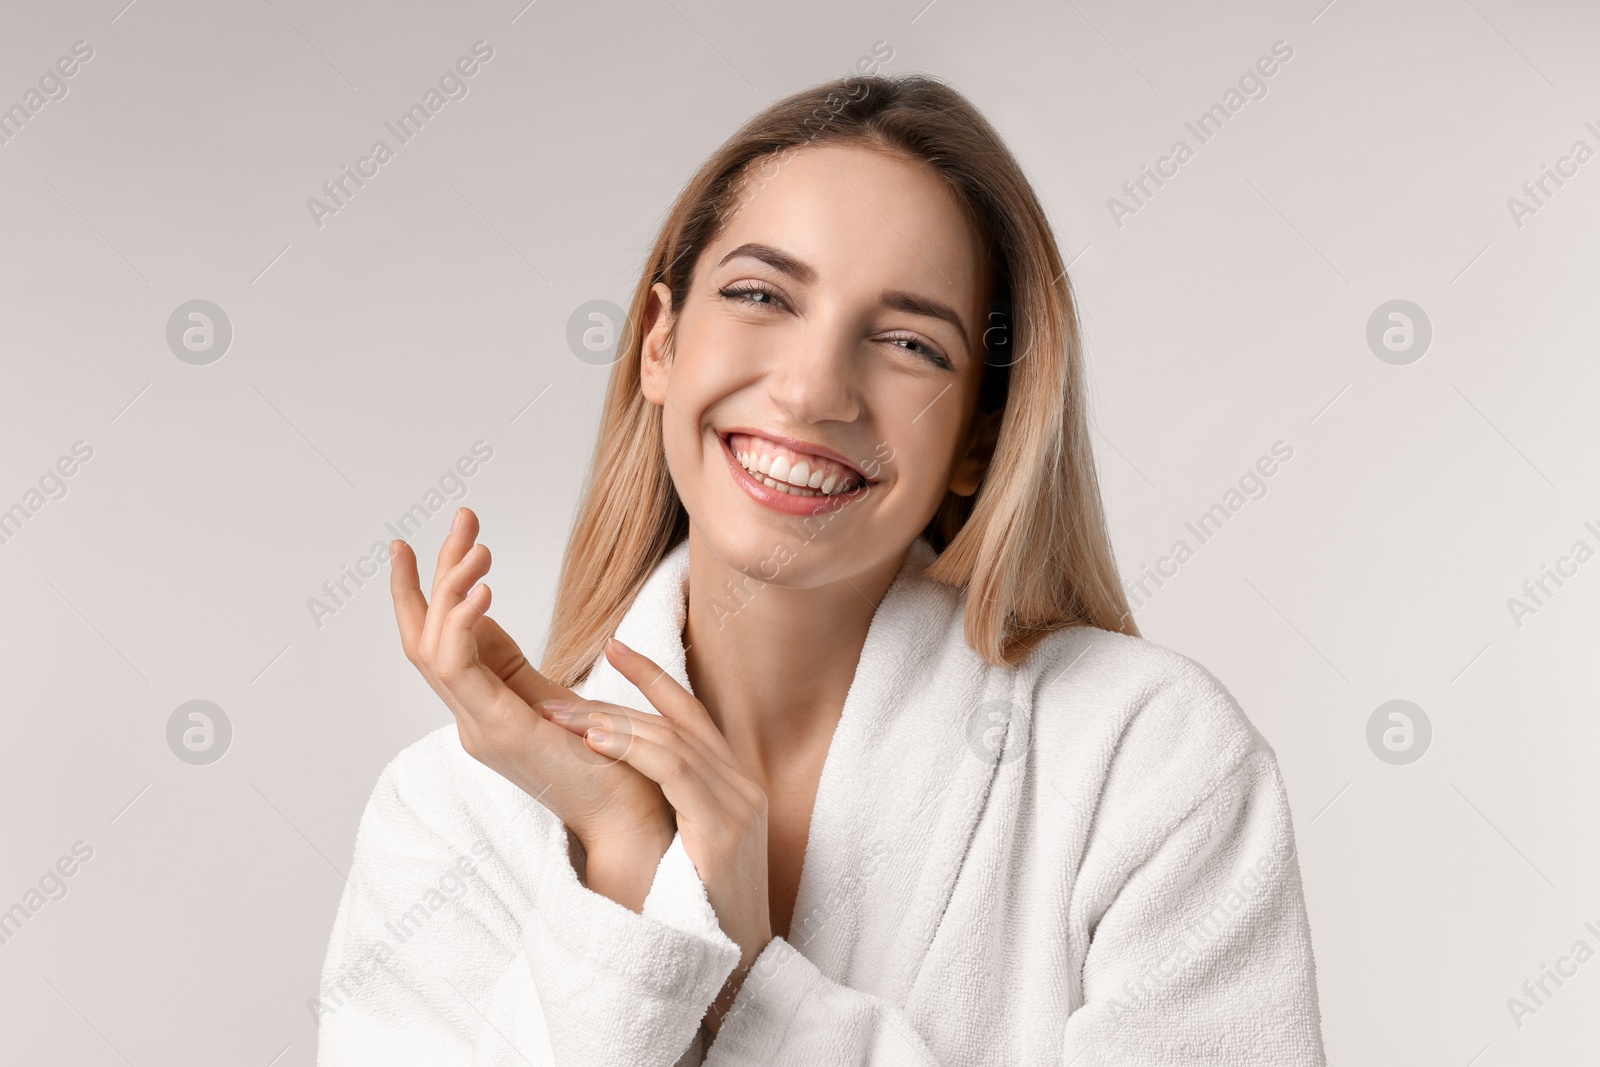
left=451, top=508, right=464, bottom=532
left=538, top=699, right=570, bottom=713
left=607, top=636, right=632, bottom=655
left=586, top=728, right=609, bottom=745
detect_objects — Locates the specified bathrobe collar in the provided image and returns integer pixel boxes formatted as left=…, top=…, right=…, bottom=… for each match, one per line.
left=575, top=535, right=1005, bottom=1000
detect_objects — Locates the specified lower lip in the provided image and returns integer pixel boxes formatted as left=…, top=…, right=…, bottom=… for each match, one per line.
left=718, top=435, right=871, bottom=517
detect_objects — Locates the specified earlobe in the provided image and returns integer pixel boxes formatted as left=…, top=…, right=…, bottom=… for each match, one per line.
left=949, top=458, right=986, bottom=498
left=639, top=282, right=675, bottom=406
left=949, top=407, right=1002, bottom=497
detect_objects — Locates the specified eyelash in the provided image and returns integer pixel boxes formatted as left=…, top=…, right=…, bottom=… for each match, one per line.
left=717, top=282, right=954, bottom=370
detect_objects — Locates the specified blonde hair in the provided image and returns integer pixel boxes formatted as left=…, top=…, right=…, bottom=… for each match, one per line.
left=541, top=73, right=1137, bottom=686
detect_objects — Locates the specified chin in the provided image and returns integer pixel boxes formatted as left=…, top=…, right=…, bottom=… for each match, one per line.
left=695, top=521, right=811, bottom=584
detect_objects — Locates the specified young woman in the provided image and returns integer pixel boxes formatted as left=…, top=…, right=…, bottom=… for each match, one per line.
left=316, top=74, right=1326, bottom=1066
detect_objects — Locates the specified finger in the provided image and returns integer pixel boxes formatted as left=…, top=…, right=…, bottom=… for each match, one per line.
left=451, top=575, right=577, bottom=712
left=440, top=587, right=587, bottom=752
left=431, top=507, right=480, bottom=602
left=423, top=541, right=492, bottom=659
left=438, top=580, right=501, bottom=704
left=603, top=639, right=733, bottom=759
left=473, top=617, right=583, bottom=709
left=435, top=584, right=571, bottom=756
left=389, top=540, right=430, bottom=663
left=389, top=539, right=488, bottom=726
left=583, top=725, right=724, bottom=828
left=545, top=701, right=734, bottom=792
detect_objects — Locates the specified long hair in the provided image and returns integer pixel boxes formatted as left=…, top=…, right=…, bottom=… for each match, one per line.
left=540, top=73, right=1138, bottom=686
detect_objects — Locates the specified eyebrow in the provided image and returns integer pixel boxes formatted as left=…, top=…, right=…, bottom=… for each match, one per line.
left=879, top=289, right=969, bottom=341
left=718, top=242, right=816, bottom=285
left=717, top=241, right=972, bottom=344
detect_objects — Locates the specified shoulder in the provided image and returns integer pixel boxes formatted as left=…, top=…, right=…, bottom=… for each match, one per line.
left=353, top=723, right=558, bottom=859
left=1016, top=625, right=1275, bottom=815
left=370, top=722, right=474, bottom=807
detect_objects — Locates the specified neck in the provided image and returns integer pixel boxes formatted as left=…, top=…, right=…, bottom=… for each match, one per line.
left=681, top=524, right=910, bottom=783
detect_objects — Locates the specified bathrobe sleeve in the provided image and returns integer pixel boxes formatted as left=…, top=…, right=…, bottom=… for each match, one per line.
left=702, top=936, right=945, bottom=1065
left=521, top=827, right=743, bottom=1065
left=315, top=730, right=742, bottom=1067
left=1058, top=674, right=1326, bottom=1066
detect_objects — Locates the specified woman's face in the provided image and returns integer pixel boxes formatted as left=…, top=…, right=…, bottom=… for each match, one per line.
left=640, top=141, right=995, bottom=587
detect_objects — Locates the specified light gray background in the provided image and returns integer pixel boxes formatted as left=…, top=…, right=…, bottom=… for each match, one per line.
left=2, top=0, right=1596, bottom=1062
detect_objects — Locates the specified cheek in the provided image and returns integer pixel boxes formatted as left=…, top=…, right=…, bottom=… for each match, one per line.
left=882, top=416, right=960, bottom=498
left=659, top=396, right=710, bottom=487
left=664, top=314, right=741, bottom=399
left=656, top=342, right=735, bottom=476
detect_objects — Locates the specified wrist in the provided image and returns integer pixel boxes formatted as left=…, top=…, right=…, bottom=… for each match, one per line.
left=575, top=824, right=674, bottom=913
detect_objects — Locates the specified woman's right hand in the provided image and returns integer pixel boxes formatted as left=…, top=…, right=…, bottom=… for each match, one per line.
left=388, top=506, right=675, bottom=908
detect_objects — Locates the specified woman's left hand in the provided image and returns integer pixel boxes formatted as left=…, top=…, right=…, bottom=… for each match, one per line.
left=537, top=637, right=772, bottom=1028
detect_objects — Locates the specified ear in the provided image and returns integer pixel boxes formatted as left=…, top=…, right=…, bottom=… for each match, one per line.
left=639, top=282, right=675, bottom=406
left=948, top=405, right=1002, bottom=497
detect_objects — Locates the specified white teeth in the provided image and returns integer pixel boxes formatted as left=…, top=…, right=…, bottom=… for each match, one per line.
left=761, top=474, right=823, bottom=496
left=730, top=438, right=860, bottom=496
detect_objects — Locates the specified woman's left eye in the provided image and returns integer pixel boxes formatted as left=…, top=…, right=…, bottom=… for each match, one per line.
left=883, top=334, right=953, bottom=369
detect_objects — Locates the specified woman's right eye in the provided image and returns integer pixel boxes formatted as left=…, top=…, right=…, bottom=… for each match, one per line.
left=719, top=283, right=785, bottom=310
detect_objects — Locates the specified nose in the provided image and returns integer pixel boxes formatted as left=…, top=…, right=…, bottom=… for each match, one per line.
left=765, top=313, right=861, bottom=424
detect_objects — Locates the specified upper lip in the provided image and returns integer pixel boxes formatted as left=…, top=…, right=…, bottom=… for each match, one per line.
left=719, top=427, right=876, bottom=483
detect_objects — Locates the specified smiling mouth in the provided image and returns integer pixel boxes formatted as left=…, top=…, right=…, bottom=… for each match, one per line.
left=719, top=431, right=871, bottom=498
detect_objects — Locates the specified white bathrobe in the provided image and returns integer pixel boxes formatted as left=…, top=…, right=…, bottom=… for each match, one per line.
left=315, top=537, right=1326, bottom=1066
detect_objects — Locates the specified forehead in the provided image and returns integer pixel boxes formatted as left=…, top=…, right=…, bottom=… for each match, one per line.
left=709, top=143, right=989, bottom=308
